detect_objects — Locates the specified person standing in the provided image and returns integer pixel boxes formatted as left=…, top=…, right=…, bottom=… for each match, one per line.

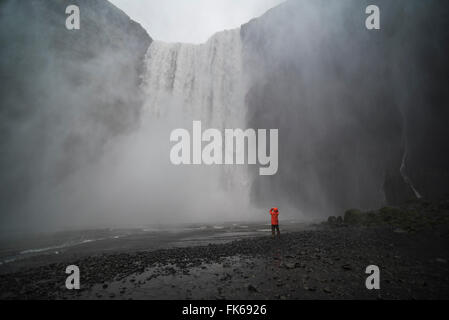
left=270, top=207, right=280, bottom=238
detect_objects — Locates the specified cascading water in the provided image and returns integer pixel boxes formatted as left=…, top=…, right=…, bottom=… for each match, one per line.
left=134, top=28, right=253, bottom=221
left=21, top=29, right=255, bottom=227
left=400, top=149, right=422, bottom=199
left=141, top=29, right=245, bottom=127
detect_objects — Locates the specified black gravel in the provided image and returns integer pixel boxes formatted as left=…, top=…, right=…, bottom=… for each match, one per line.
left=1, top=223, right=448, bottom=300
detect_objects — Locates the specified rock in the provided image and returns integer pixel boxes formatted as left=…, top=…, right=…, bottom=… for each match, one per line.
left=282, top=262, right=296, bottom=269
left=436, top=258, right=447, bottom=264
left=394, top=228, right=407, bottom=233
left=220, top=273, right=232, bottom=281
left=344, top=209, right=364, bottom=224
left=0, top=0, right=152, bottom=206
left=342, top=264, right=352, bottom=270
left=327, top=216, right=337, bottom=224
left=247, top=284, right=258, bottom=293
left=323, top=287, right=332, bottom=293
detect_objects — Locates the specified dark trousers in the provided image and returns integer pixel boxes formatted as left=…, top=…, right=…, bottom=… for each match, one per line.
left=271, top=224, right=280, bottom=237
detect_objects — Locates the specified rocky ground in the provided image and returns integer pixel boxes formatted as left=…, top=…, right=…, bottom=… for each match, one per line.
left=1, top=199, right=448, bottom=300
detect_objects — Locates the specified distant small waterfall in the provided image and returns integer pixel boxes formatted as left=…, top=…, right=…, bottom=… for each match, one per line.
left=400, top=149, right=422, bottom=199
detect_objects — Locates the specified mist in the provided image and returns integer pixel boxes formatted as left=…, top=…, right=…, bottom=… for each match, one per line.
left=1, top=0, right=448, bottom=233
left=0, top=0, right=152, bottom=232
left=242, top=0, right=449, bottom=216
left=0, top=0, right=258, bottom=233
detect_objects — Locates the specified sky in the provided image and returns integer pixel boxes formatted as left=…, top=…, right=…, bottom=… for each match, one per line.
left=108, top=0, right=285, bottom=43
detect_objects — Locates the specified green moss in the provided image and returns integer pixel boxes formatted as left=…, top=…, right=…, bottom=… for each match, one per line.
left=341, top=199, right=449, bottom=231
left=365, top=211, right=381, bottom=225
left=379, top=206, right=403, bottom=222
left=344, top=209, right=364, bottom=224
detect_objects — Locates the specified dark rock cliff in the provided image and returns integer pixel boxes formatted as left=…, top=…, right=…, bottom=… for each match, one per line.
left=241, top=0, right=449, bottom=215
left=0, top=0, right=152, bottom=219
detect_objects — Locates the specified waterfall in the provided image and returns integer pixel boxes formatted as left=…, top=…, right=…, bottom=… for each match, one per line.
left=141, top=29, right=246, bottom=128
left=134, top=28, right=252, bottom=221
left=398, top=112, right=422, bottom=200
left=400, top=149, right=422, bottom=199
left=36, top=29, right=254, bottom=226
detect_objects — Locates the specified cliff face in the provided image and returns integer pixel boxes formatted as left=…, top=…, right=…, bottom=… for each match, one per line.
left=241, top=0, right=449, bottom=215
left=0, top=0, right=152, bottom=220
left=1, top=0, right=448, bottom=228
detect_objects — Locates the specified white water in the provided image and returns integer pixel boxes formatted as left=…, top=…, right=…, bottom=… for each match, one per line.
left=141, top=29, right=246, bottom=127
left=400, top=149, right=422, bottom=199
left=135, top=29, right=252, bottom=219
left=15, top=29, right=255, bottom=230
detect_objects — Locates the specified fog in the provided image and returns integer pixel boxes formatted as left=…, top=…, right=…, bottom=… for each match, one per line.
left=0, top=0, right=260, bottom=233
left=0, top=0, right=150, bottom=232
left=1, top=0, right=448, bottom=233
left=242, top=0, right=449, bottom=216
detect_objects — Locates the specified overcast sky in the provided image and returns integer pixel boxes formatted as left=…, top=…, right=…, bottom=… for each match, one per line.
left=108, top=0, right=285, bottom=43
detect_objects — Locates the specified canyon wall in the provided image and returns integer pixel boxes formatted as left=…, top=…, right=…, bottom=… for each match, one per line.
left=0, top=0, right=152, bottom=228
left=241, top=0, right=449, bottom=215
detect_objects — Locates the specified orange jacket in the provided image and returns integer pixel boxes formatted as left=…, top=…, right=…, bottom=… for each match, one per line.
left=270, top=208, right=279, bottom=225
